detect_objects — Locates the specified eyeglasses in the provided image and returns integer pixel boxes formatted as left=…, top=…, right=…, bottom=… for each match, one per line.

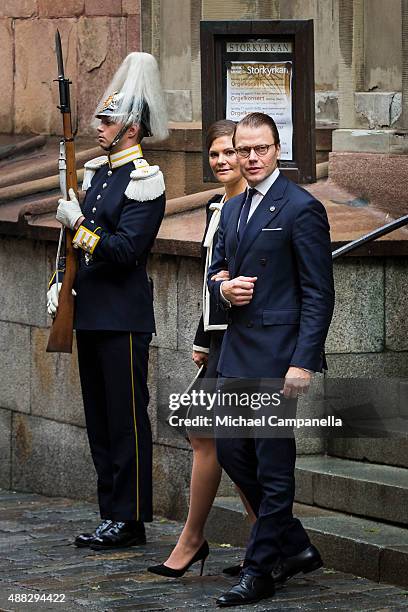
left=235, top=144, right=276, bottom=158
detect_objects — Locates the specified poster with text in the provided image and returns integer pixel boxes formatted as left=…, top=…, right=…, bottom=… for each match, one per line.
left=226, top=61, right=293, bottom=160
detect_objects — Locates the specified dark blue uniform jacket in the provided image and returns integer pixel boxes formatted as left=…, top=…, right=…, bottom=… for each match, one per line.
left=74, top=161, right=165, bottom=332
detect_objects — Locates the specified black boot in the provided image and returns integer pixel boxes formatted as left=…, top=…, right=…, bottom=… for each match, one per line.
left=90, top=520, right=146, bottom=550
left=74, top=519, right=112, bottom=548
left=272, top=545, right=323, bottom=586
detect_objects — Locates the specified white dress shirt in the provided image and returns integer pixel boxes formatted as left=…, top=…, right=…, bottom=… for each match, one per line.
left=238, top=167, right=280, bottom=230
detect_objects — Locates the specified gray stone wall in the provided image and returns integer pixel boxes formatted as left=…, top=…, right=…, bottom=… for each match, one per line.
left=1, top=236, right=407, bottom=520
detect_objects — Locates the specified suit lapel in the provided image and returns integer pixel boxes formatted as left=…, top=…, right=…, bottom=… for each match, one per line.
left=225, top=192, right=246, bottom=256
left=233, top=173, right=289, bottom=276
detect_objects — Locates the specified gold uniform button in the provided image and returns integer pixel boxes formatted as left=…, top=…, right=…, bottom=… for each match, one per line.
left=96, top=195, right=102, bottom=200
left=107, top=170, right=112, bottom=176
left=92, top=207, right=96, bottom=213
left=102, top=182, right=108, bottom=189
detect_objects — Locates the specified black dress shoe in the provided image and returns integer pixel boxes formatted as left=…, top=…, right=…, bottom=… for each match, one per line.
left=272, top=544, right=323, bottom=586
left=148, top=540, right=209, bottom=577
left=216, top=572, right=275, bottom=607
left=90, top=520, right=146, bottom=550
left=74, top=519, right=112, bottom=548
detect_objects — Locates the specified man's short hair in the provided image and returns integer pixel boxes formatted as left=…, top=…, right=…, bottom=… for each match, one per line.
left=233, top=112, right=280, bottom=146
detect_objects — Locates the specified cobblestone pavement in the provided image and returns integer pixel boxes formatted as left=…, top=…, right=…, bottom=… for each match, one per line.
left=0, top=489, right=407, bottom=611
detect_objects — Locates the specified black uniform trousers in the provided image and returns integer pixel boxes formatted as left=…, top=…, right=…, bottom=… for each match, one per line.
left=76, top=330, right=153, bottom=522
left=215, top=381, right=310, bottom=577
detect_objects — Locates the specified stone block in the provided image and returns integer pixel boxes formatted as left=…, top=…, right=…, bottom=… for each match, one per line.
left=328, top=437, right=408, bottom=469
left=0, top=0, right=37, bottom=17
left=152, top=443, right=192, bottom=520
left=156, top=348, right=196, bottom=444
left=326, top=351, right=408, bottom=378
left=332, top=129, right=394, bottom=154
left=147, top=346, right=158, bottom=441
left=148, top=254, right=178, bottom=350
left=355, top=92, right=401, bottom=129
left=0, top=237, right=48, bottom=327
left=380, top=546, right=408, bottom=588
left=0, top=323, right=30, bottom=414
left=328, top=151, right=408, bottom=217
left=12, top=413, right=96, bottom=501
left=207, top=498, right=250, bottom=547
left=165, top=90, right=192, bottom=122
left=315, top=91, right=338, bottom=124
left=326, top=258, right=384, bottom=353
left=300, top=455, right=408, bottom=525
left=85, top=0, right=122, bottom=15
left=38, top=0, right=84, bottom=17
left=177, top=257, right=203, bottom=351
left=30, top=328, right=84, bottom=427
left=0, top=409, right=11, bottom=489
left=122, top=0, right=140, bottom=15
left=14, top=19, right=77, bottom=134
left=0, top=20, right=13, bottom=132
left=77, top=16, right=126, bottom=134
left=385, top=259, right=408, bottom=350
left=126, top=14, right=140, bottom=53
left=294, top=466, right=314, bottom=505
left=294, top=374, right=326, bottom=455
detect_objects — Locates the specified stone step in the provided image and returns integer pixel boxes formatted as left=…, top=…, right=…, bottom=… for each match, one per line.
left=206, top=497, right=408, bottom=588
left=327, top=432, right=408, bottom=469
left=295, top=455, right=408, bottom=525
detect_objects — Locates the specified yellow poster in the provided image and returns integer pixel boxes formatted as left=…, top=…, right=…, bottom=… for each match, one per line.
left=226, top=61, right=293, bottom=160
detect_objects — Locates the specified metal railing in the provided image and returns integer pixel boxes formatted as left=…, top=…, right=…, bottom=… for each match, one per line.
left=332, top=214, right=408, bottom=259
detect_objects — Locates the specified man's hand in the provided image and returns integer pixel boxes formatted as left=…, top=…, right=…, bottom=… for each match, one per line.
left=192, top=350, right=208, bottom=367
left=47, top=283, right=77, bottom=318
left=56, top=188, right=84, bottom=230
left=211, top=270, right=230, bottom=282
left=282, top=366, right=312, bottom=399
left=221, top=276, right=257, bottom=306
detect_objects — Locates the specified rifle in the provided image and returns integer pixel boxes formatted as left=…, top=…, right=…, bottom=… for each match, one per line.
left=46, top=30, right=79, bottom=353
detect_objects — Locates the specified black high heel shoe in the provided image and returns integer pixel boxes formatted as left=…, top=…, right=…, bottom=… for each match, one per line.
left=148, top=540, right=209, bottom=578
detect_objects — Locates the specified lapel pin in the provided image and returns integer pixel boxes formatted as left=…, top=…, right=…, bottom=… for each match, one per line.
left=269, top=205, right=276, bottom=212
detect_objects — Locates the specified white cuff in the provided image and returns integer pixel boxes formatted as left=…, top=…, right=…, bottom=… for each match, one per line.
left=220, top=282, right=231, bottom=308
left=193, top=345, right=210, bottom=354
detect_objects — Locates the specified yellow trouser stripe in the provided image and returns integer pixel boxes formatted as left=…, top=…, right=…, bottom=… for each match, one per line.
left=129, top=333, right=140, bottom=520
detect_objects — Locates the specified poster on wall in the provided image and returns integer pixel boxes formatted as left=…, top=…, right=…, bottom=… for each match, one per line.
left=226, top=61, right=293, bottom=160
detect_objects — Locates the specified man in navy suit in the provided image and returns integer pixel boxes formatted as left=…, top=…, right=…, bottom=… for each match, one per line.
left=208, top=113, right=335, bottom=607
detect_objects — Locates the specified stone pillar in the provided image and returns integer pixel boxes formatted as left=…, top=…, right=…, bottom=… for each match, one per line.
left=337, top=0, right=364, bottom=129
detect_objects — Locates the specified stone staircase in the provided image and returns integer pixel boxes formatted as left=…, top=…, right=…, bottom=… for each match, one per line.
left=206, top=437, right=408, bottom=588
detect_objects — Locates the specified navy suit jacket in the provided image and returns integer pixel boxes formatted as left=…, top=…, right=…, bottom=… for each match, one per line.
left=207, top=172, right=335, bottom=378
left=73, top=161, right=165, bottom=332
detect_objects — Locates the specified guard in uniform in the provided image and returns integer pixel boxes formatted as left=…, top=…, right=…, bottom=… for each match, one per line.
left=47, top=52, right=168, bottom=549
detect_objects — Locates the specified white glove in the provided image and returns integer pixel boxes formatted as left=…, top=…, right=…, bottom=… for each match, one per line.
left=56, top=188, right=83, bottom=230
left=47, top=283, right=77, bottom=318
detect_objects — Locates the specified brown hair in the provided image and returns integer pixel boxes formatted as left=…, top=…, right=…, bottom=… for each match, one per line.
left=233, top=112, right=280, bottom=146
left=205, top=119, right=236, bottom=152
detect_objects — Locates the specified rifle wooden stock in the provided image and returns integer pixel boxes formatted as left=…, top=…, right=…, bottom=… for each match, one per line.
left=46, top=114, right=79, bottom=353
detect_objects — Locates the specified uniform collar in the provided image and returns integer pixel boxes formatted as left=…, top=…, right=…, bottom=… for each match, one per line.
left=109, top=144, right=143, bottom=169
left=252, top=167, right=280, bottom=197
